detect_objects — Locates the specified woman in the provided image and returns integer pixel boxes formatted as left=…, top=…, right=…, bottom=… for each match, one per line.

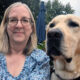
left=0, top=2, right=50, bottom=80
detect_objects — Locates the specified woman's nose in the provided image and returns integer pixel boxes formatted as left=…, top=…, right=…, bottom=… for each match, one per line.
left=16, top=21, right=23, bottom=28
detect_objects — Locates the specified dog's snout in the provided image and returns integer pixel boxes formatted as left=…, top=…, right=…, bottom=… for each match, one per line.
left=47, top=29, right=63, bottom=56
left=47, top=29, right=63, bottom=39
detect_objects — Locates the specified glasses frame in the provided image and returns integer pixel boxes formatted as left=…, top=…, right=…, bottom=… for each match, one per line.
left=8, top=17, right=33, bottom=27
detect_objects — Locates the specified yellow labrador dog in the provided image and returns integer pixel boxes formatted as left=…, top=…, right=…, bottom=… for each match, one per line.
left=46, top=14, right=80, bottom=80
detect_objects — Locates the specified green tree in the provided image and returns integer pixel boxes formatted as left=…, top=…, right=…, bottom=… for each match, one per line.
left=24, top=0, right=40, bottom=21
left=46, top=0, right=74, bottom=24
left=51, top=0, right=65, bottom=16
left=46, top=0, right=52, bottom=24
left=65, top=3, right=74, bottom=14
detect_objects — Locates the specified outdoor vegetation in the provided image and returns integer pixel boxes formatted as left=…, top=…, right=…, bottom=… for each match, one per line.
left=46, top=0, right=74, bottom=24
left=0, top=0, right=74, bottom=50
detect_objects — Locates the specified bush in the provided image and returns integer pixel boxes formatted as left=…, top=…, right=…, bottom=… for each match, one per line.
left=37, top=41, right=46, bottom=51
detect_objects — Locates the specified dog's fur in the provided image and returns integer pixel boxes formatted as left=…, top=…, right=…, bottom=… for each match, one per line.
left=46, top=14, right=80, bottom=80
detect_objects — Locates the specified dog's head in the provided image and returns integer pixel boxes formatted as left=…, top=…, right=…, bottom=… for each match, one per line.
left=46, top=14, right=80, bottom=79
left=46, top=14, right=80, bottom=61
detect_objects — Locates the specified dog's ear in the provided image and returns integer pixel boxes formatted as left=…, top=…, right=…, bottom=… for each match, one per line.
left=75, top=41, right=80, bottom=54
left=75, top=17, right=80, bottom=54
left=45, top=24, right=49, bottom=52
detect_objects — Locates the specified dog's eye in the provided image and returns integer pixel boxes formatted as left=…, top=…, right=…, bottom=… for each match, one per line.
left=49, top=23, right=55, bottom=28
left=68, top=21, right=79, bottom=27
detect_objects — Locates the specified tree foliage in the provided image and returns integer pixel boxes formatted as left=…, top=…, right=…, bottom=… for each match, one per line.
left=23, top=0, right=40, bottom=21
left=46, top=0, right=74, bottom=24
left=46, top=0, right=52, bottom=24
left=65, top=3, right=74, bottom=13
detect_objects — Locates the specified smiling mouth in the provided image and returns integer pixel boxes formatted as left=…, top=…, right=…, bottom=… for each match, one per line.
left=14, top=31, right=24, bottom=34
left=13, top=32, right=24, bottom=36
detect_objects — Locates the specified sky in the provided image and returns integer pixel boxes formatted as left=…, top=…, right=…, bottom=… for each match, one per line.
left=41, top=0, right=80, bottom=16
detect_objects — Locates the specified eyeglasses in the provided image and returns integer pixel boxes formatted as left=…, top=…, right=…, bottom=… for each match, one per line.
left=8, top=17, right=33, bottom=27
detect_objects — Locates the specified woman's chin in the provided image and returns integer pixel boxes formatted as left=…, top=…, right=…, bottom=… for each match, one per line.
left=13, top=38, right=26, bottom=43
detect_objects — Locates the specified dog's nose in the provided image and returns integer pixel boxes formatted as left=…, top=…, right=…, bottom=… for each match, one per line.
left=65, top=57, right=72, bottom=63
left=47, top=29, right=63, bottom=56
left=47, top=29, right=63, bottom=39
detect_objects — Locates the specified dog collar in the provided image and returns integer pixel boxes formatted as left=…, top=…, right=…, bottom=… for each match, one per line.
left=52, top=68, right=80, bottom=80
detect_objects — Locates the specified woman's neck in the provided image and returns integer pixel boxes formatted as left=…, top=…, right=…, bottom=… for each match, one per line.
left=9, top=41, right=27, bottom=55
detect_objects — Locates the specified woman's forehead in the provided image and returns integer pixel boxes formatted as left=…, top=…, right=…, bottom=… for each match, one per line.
left=9, top=5, right=30, bottom=18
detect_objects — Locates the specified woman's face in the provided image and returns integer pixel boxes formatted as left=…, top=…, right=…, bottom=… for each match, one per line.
left=7, top=5, right=32, bottom=44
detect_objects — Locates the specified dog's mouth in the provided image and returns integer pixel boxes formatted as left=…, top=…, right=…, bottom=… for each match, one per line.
left=47, top=44, right=62, bottom=56
left=47, top=43, right=72, bottom=63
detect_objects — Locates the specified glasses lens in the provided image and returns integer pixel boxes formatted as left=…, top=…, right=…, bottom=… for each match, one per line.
left=8, top=18, right=17, bottom=26
left=21, top=18, right=32, bottom=26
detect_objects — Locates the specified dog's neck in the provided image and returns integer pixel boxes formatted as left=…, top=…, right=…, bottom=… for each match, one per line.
left=53, top=69, right=80, bottom=80
left=51, top=58, right=80, bottom=80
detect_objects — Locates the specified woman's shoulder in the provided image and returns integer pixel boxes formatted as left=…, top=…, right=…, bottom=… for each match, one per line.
left=30, top=49, right=50, bottom=62
left=0, top=53, right=5, bottom=66
left=0, top=53, right=4, bottom=60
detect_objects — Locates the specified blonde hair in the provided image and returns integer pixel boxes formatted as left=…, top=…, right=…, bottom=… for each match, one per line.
left=0, top=2, right=37, bottom=55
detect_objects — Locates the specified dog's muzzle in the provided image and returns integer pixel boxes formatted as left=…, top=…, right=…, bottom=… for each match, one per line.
left=47, top=29, right=63, bottom=56
left=47, top=28, right=73, bottom=63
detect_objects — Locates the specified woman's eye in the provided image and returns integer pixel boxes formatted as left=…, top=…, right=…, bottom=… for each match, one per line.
left=9, top=18, right=17, bottom=22
left=10, top=19, right=14, bottom=21
left=22, top=18, right=30, bottom=23
left=68, top=21, right=79, bottom=27
left=23, top=19, right=29, bottom=22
